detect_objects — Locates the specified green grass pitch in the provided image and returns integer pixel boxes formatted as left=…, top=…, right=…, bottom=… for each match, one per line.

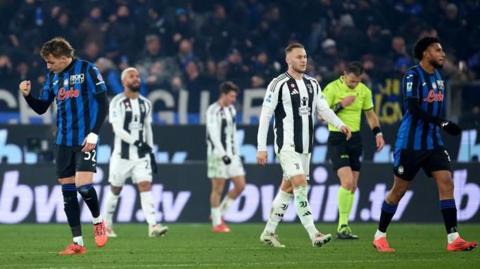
left=0, top=223, right=478, bottom=268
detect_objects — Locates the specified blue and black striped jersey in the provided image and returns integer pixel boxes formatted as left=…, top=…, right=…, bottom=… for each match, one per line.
left=39, top=58, right=107, bottom=146
left=395, top=65, right=446, bottom=151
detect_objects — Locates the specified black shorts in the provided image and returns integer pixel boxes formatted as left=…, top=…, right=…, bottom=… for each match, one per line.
left=328, top=132, right=363, bottom=171
left=55, top=145, right=97, bottom=178
left=393, top=147, right=452, bottom=181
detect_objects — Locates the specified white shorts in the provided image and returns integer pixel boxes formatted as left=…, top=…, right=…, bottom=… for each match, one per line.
left=108, top=155, right=152, bottom=187
left=277, top=149, right=311, bottom=180
left=207, top=155, right=245, bottom=179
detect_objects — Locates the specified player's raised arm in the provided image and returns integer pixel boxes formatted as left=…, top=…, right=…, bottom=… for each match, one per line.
left=20, top=74, right=55, bottom=115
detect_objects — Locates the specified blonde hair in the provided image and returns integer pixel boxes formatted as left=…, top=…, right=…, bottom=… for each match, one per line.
left=121, top=67, right=138, bottom=81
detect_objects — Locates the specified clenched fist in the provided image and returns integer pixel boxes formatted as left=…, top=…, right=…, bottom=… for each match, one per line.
left=19, top=80, right=32, bottom=96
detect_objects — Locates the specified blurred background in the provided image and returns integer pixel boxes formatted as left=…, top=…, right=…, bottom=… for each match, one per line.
left=0, top=0, right=479, bottom=125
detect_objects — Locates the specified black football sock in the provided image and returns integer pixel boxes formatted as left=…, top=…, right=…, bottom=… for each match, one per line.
left=378, top=200, right=398, bottom=233
left=77, top=184, right=100, bottom=218
left=62, top=184, right=82, bottom=237
left=440, top=199, right=458, bottom=234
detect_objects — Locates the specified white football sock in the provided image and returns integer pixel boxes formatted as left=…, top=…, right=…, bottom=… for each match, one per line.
left=220, top=196, right=235, bottom=215
left=140, top=191, right=157, bottom=226
left=448, top=232, right=459, bottom=244
left=263, top=190, right=293, bottom=234
left=103, top=190, right=119, bottom=227
left=211, top=207, right=222, bottom=226
left=293, top=185, right=318, bottom=240
left=375, top=230, right=387, bottom=240
left=92, top=215, right=103, bottom=224
left=73, top=236, right=84, bottom=246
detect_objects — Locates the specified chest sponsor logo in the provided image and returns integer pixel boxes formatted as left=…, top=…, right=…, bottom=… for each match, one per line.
left=423, top=89, right=444, bottom=103
left=57, top=87, right=79, bottom=101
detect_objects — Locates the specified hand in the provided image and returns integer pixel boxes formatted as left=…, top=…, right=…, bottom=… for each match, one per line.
left=441, top=121, right=462, bottom=136
left=340, top=125, right=352, bottom=140
left=375, top=134, right=385, bottom=151
left=256, top=151, right=268, bottom=166
left=19, top=80, right=31, bottom=96
left=222, top=155, right=231, bottom=165
left=340, top=95, right=356, bottom=107
left=81, top=133, right=98, bottom=152
left=134, top=140, right=152, bottom=155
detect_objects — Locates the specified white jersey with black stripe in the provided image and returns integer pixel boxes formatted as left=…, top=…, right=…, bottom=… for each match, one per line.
left=258, top=72, right=345, bottom=154
left=109, top=93, right=153, bottom=160
left=206, top=102, right=237, bottom=157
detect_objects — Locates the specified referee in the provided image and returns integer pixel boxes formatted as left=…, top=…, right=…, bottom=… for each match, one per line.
left=323, top=61, right=384, bottom=239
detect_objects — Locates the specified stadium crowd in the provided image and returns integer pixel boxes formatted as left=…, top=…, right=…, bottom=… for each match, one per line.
left=0, top=0, right=479, bottom=122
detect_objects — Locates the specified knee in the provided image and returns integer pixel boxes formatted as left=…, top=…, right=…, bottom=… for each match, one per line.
left=235, top=182, right=246, bottom=194
left=76, top=184, right=93, bottom=196
left=137, top=181, right=151, bottom=192
left=211, top=184, right=223, bottom=195
left=110, top=185, right=122, bottom=195
left=340, top=179, right=355, bottom=192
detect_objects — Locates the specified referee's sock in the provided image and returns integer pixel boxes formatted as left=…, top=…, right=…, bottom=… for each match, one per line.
left=77, top=184, right=102, bottom=222
left=337, top=187, right=353, bottom=231
left=377, top=200, right=397, bottom=235
left=62, top=184, right=82, bottom=239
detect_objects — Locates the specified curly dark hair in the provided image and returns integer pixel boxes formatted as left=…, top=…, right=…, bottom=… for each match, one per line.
left=413, top=37, right=440, bottom=61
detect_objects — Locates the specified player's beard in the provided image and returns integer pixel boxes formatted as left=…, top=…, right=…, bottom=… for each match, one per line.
left=430, top=59, right=443, bottom=69
left=129, top=83, right=140, bottom=92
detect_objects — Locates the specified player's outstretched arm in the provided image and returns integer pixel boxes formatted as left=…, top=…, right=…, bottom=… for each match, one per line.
left=20, top=80, right=52, bottom=115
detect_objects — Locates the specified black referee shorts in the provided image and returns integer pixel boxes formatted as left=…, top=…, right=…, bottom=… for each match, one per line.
left=328, top=131, right=363, bottom=171
left=55, top=145, right=97, bottom=178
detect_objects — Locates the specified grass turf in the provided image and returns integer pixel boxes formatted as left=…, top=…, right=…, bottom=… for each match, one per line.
left=0, top=223, right=478, bottom=268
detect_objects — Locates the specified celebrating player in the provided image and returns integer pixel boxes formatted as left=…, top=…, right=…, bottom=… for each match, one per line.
left=19, top=37, right=108, bottom=255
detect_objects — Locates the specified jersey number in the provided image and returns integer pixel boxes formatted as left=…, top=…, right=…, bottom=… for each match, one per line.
left=84, top=150, right=97, bottom=162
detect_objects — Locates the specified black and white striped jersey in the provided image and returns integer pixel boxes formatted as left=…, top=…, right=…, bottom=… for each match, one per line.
left=257, top=72, right=345, bottom=154
left=206, top=102, right=237, bottom=157
left=109, top=93, right=153, bottom=160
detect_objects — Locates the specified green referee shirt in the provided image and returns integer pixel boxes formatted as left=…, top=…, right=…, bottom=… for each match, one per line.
left=322, top=76, right=374, bottom=132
